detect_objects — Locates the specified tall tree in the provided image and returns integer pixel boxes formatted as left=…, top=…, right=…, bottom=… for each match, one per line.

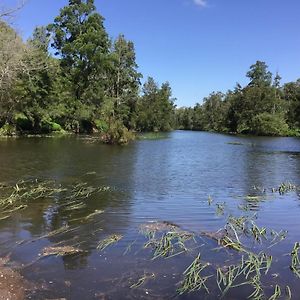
left=48, top=0, right=110, bottom=108
left=108, top=34, right=142, bottom=128
left=246, top=61, right=272, bottom=87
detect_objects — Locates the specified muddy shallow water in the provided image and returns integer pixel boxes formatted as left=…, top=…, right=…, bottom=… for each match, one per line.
left=0, top=131, right=300, bottom=299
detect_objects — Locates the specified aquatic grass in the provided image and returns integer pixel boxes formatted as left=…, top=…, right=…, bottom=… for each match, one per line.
left=250, top=222, right=267, bottom=244
left=271, top=182, right=297, bottom=195
left=238, top=203, right=251, bottom=211
left=0, top=179, right=67, bottom=220
left=97, top=234, right=123, bottom=251
left=248, top=274, right=264, bottom=300
left=216, top=202, right=226, bottom=216
left=285, top=286, right=292, bottom=300
left=64, top=201, right=86, bottom=211
left=178, top=253, right=211, bottom=295
left=268, top=229, right=287, bottom=248
left=130, top=272, right=155, bottom=289
left=0, top=179, right=111, bottom=221
left=41, top=246, right=83, bottom=257
left=217, top=264, right=249, bottom=297
left=242, top=252, right=272, bottom=278
left=228, top=215, right=248, bottom=233
left=217, top=252, right=272, bottom=298
left=290, top=242, right=300, bottom=278
left=144, top=231, right=195, bottom=259
left=227, top=142, right=244, bottom=146
left=137, top=132, right=168, bottom=140
left=220, top=235, right=247, bottom=253
left=268, top=285, right=281, bottom=300
left=83, top=210, right=104, bottom=220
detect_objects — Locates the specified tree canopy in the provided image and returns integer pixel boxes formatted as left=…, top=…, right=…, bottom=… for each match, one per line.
left=0, top=0, right=176, bottom=142
left=176, top=61, right=300, bottom=137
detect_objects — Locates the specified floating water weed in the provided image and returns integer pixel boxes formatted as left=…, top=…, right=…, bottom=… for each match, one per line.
left=228, top=215, right=248, bottom=233
left=41, top=246, right=83, bottom=257
left=84, top=210, right=104, bottom=220
left=130, top=273, right=155, bottom=289
left=242, top=252, right=272, bottom=278
left=248, top=274, right=264, bottom=300
left=250, top=222, right=267, bottom=244
left=216, top=202, right=226, bottom=216
left=268, top=284, right=281, bottom=300
left=285, top=286, right=292, bottom=300
left=178, top=254, right=211, bottom=295
left=290, top=242, right=300, bottom=278
left=217, top=264, right=249, bottom=297
left=217, top=251, right=272, bottom=298
left=208, top=195, right=213, bottom=205
left=144, top=231, right=194, bottom=259
left=0, top=179, right=67, bottom=220
left=269, top=230, right=287, bottom=248
left=97, top=234, right=123, bottom=251
left=272, top=182, right=297, bottom=195
left=220, top=235, right=246, bottom=252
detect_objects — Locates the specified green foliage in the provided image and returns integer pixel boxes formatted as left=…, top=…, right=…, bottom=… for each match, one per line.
left=40, top=117, right=64, bottom=133
left=94, top=119, right=109, bottom=132
left=136, top=78, right=176, bottom=132
left=252, top=113, right=289, bottom=136
left=1, top=1, right=299, bottom=140
left=0, top=2, right=176, bottom=142
left=176, top=61, right=300, bottom=137
left=0, top=123, right=16, bottom=136
left=101, top=119, right=135, bottom=145
left=14, top=113, right=32, bottom=131
left=48, top=0, right=110, bottom=103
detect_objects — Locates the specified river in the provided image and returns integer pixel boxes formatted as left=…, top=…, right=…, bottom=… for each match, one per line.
left=0, top=131, right=299, bottom=299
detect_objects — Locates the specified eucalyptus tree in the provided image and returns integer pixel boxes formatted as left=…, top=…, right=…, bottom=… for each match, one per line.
left=108, top=34, right=142, bottom=128
left=48, top=0, right=110, bottom=130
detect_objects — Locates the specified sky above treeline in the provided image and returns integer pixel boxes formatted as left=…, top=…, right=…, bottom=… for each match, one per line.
left=4, top=0, right=300, bottom=107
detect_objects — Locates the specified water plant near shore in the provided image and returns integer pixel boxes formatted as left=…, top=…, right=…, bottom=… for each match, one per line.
left=178, top=254, right=211, bottom=295
left=97, top=234, right=123, bottom=251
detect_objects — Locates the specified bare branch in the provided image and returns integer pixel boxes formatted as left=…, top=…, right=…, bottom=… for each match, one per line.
left=0, top=0, right=26, bottom=20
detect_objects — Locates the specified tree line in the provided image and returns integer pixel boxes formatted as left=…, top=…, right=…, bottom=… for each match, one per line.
left=1, top=1, right=299, bottom=142
left=0, top=0, right=176, bottom=143
left=176, top=61, right=300, bottom=137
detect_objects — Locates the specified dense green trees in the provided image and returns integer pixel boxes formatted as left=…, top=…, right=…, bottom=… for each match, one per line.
left=176, top=61, right=300, bottom=137
left=0, top=1, right=299, bottom=140
left=0, top=0, right=176, bottom=142
left=136, top=78, right=175, bottom=132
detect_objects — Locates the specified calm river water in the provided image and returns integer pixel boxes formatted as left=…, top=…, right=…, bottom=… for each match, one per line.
left=0, top=131, right=300, bottom=299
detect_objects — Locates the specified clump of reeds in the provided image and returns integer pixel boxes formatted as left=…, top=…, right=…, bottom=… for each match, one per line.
left=67, top=182, right=110, bottom=200
left=178, top=253, right=211, bottom=295
left=290, top=242, right=300, bottom=278
left=216, top=202, right=226, bottom=216
left=97, top=234, right=123, bottom=251
left=216, top=252, right=272, bottom=298
left=271, top=182, right=297, bottom=195
left=144, top=230, right=195, bottom=260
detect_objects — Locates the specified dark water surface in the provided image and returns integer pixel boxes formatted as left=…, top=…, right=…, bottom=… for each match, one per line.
left=0, top=131, right=300, bottom=299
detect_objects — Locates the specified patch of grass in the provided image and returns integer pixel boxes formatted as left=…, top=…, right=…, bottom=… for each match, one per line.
left=290, top=242, right=300, bottom=278
left=144, top=231, right=195, bottom=259
left=178, top=254, right=211, bottom=295
left=130, top=273, right=155, bottom=289
left=97, top=234, right=123, bottom=251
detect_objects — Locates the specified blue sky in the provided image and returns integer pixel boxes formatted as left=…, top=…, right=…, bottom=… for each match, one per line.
left=6, top=0, right=300, bottom=107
